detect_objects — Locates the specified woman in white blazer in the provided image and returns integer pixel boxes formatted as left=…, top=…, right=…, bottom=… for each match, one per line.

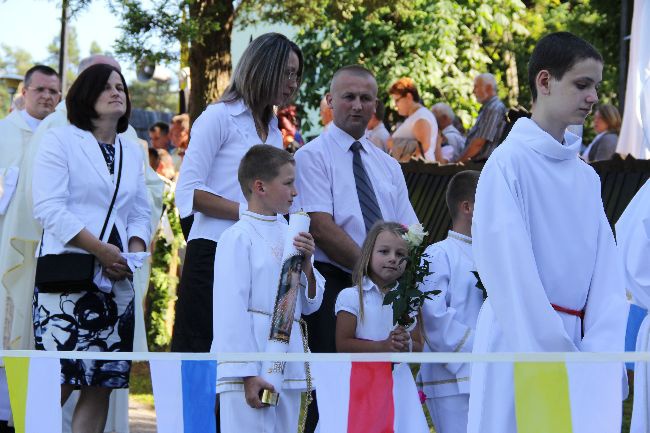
left=172, top=33, right=303, bottom=352
left=32, top=64, right=150, bottom=433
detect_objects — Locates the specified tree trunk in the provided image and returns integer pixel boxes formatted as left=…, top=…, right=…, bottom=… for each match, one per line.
left=188, top=0, right=234, bottom=123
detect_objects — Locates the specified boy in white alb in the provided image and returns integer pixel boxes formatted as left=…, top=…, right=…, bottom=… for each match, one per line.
left=211, top=145, right=324, bottom=433
left=468, top=32, right=628, bottom=433
left=418, top=170, right=483, bottom=433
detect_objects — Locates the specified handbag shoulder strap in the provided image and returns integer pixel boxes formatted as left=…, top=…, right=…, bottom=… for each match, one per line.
left=39, top=138, right=124, bottom=257
left=99, top=138, right=124, bottom=241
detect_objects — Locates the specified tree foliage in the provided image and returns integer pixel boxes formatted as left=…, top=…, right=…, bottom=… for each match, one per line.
left=128, top=79, right=178, bottom=112
left=296, top=0, right=529, bottom=132
left=46, top=26, right=81, bottom=92
left=110, top=0, right=623, bottom=129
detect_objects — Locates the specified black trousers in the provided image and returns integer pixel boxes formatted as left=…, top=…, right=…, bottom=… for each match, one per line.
left=171, top=238, right=217, bottom=353
left=303, top=261, right=353, bottom=433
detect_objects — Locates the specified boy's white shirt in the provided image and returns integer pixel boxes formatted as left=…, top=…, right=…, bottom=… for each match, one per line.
left=211, top=210, right=324, bottom=393
left=418, top=231, right=483, bottom=398
left=467, top=117, right=628, bottom=433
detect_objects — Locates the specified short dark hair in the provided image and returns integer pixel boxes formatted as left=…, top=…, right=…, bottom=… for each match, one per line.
left=149, top=122, right=169, bottom=135
left=446, top=170, right=480, bottom=220
left=24, top=65, right=59, bottom=87
left=238, top=145, right=295, bottom=199
left=66, top=63, right=131, bottom=134
left=528, top=32, right=603, bottom=102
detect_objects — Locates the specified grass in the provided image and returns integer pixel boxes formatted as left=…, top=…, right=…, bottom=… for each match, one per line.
left=130, top=362, right=155, bottom=408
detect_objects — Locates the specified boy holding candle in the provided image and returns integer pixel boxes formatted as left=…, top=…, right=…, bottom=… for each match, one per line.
left=211, top=145, right=324, bottom=432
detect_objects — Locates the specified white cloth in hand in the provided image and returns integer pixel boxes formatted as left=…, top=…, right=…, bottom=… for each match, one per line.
left=93, top=252, right=151, bottom=293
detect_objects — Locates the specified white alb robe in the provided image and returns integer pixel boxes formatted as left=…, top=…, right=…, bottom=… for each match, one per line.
left=0, top=110, right=36, bottom=351
left=419, top=231, right=483, bottom=433
left=468, top=118, right=628, bottom=433
left=211, top=211, right=324, bottom=432
left=616, top=178, right=650, bottom=433
left=212, top=211, right=324, bottom=390
left=0, top=109, right=36, bottom=422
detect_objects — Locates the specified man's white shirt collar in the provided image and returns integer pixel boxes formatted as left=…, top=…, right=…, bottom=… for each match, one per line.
left=328, top=122, right=372, bottom=153
left=19, top=109, right=41, bottom=132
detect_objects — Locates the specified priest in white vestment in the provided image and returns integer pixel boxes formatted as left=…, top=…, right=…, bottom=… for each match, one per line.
left=616, top=179, right=650, bottom=433
left=468, top=117, right=629, bottom=433
left=0, top=65, right=61, bottom=426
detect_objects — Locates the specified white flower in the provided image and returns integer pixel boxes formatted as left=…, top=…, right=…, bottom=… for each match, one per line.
left=402, top=223, right=427, bottom=247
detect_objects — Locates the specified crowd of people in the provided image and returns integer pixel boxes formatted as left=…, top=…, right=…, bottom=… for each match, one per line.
left=0, top=28, right=644, bottom=433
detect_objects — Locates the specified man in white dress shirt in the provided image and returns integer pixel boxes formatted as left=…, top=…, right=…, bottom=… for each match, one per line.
left=293, top=65, right=418, bottom=432
left=0, top=64, right=60, bottom=431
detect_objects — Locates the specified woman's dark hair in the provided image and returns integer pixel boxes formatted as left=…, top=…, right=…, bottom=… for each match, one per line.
left=66, top=64, right=131, bottom=133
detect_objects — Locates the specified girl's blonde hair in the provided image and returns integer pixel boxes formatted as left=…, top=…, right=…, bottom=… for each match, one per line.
left=352, top=221, right=407, bottom=321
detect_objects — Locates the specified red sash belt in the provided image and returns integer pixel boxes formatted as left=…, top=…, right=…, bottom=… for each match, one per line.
left=551, top=303, right=585, bottom=320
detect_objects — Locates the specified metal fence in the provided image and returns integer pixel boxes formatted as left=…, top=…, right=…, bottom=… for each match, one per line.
left=402, top=155, right=650, bottom=244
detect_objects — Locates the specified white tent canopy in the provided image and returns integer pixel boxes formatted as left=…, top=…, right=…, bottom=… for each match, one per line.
left=617, top=0, right=650, bottom=158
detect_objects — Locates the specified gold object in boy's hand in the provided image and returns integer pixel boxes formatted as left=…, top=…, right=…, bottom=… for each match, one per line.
left=261, top=389, right=279, bottom=406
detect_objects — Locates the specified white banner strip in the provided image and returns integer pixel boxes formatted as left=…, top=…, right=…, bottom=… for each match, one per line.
left=1, top=350, right=650, bottom=363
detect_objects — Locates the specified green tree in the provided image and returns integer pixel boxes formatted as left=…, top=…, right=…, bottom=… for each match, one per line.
left=515, top=0, right=621, bottom=107
left=111, top=0, right=394, bottom=122
left=295, top=0, right=529, bottom=132
left=46, top=25, right=81, bottom=92
left=0, top=46, right=34, bottom=114
left=128, top=79, right=178, bottom=112
left=89, top=40, right=104, bottom=56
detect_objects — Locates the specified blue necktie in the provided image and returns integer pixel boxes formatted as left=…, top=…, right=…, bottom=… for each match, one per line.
left=351, top=141, right=383, bottom=232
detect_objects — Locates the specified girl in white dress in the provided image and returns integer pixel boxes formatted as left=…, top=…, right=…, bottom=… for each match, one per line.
left=334, top=221, right=429, bottom=432
left=336, top=221, right=423, bottom=351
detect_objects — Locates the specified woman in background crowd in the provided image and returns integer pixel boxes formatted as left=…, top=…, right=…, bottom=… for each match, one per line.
left=388, top=77, right=443, bottom=162
left=581, top=103, right=621, bottom=162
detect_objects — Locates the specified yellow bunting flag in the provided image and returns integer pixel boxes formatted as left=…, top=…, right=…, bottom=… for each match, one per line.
left=514, top=362, right=573, bottom=433
left=3, top=357, right=29, bottom=433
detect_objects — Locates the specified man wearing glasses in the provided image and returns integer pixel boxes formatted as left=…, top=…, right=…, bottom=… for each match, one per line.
left=0, top=64, right=60, bottom=431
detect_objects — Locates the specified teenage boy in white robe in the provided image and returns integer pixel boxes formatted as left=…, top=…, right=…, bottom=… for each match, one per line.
left=418, top=170, right=483, bottom=433
left=211, top=145, right=324, bottom=433
left=468, top=32, right=628, bottom=433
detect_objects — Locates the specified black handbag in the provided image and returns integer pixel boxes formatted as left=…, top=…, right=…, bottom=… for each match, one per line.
left=35, top=139, right=123, bottom=293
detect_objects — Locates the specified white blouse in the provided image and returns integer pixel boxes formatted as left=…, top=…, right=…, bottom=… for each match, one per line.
left=335, top=277, right=394, bottom=341
left=175, top=99, right=283, bottom=243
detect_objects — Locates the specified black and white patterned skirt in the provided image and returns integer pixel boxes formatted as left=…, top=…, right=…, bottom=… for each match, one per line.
left=32, top=279, right=135, bottom=389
